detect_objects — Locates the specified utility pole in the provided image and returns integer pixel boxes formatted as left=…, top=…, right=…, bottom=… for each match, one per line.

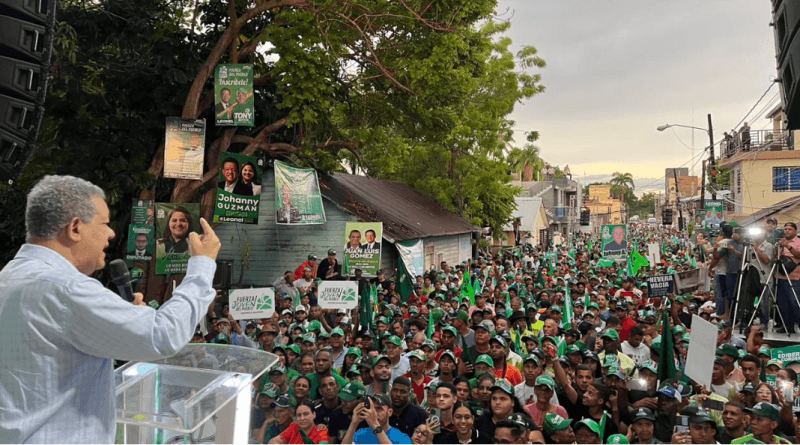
left=701, top=159, right=706, bottom=210
left=672, top=168, right=684, bottom=231
left=707, top=114, right=716, bottom=199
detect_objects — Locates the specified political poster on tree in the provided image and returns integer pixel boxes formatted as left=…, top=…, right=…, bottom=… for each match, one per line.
left=601, top=224, right=628, bottom=259
left=154, top=203, right=201, bottom=275
left=229, top=288, right=275, bottom=319
left=318, top=281, right=358, bottom=310
left=274, top=160, right=326, bottom=225
left=703, top=200, right=724, bottom=233
left=131, top=199, right=154, bottom=225
left=214, top=64, right=254, bottom=126
left=163, top=117, right=205, bottom=180
left=343, top=222, right=382, bottom=277
left=125, top=224, right=154, bottom=266
left=214, top=153, right=262, bottom=224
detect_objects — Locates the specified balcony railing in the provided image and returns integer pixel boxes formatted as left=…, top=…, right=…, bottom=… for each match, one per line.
left=721, top=129, right=793, bottom=159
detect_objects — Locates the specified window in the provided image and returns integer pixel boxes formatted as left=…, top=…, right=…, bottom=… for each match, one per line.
left=773, top=167, right=800, bottom=192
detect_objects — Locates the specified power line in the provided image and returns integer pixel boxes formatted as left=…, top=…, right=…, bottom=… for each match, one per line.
left=730, top=82, right=777, bottom=132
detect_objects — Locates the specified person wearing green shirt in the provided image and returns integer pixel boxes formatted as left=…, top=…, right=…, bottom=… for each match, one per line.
left=306, top=349, right=348, bottom=401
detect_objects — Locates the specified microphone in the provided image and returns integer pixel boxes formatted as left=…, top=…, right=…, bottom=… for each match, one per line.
left=109, top=259, right=136, bottom=302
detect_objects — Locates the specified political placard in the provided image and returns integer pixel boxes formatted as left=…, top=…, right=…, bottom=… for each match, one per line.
left=125, top=224, right=154, bottom=266
left=601, top=224, right=628, bottom=259
left=229, top=288, right=275, bottom=319
left=154, top=203, right=201, bottom=275
left=317, top=281, right=358, bottom=310
left=214, top=64, right=254, bottom=127
left=771, top=345, right=800, bottom=364
left=685, top=315, right=717, bottom=390
left=343, top=222, right=382, bottom=277
left=214, top=153, right=262, bottom=224
left=274, top=160, right=326, bottom=225
left=131, top=199, right=154, bottom=225
left=703, top=200, right=724, bottom=233
left=164, top=117, right=205, bottom=180
left=647, top=274, right=674, bottom=298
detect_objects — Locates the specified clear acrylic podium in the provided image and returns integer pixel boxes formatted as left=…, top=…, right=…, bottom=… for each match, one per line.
left=114, top=344, right=278, bottom=444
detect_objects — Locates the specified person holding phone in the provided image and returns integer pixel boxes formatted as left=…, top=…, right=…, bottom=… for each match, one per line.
left=343, top=393, right=411, bottom=444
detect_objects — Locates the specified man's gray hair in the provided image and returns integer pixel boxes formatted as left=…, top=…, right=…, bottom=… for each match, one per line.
left=26, top=175, right=106, bottom=242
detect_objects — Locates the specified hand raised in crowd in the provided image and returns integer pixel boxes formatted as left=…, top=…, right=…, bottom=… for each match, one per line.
left=132, top=292, right=147, bottom=307
left=189, top=218, right=221, bottom=260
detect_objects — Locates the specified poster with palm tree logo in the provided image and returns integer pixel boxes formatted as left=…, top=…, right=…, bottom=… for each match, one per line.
left=229, top=288, right=275, bottom=319
left=317, top=281, right=358, bottom=310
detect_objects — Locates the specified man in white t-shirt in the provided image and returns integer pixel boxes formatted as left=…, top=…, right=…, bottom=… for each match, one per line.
left=620, top=325, right=650, bottom=367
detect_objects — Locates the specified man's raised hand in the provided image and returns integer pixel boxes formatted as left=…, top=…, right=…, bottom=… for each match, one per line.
left=189, top=218, right=221, bottom=261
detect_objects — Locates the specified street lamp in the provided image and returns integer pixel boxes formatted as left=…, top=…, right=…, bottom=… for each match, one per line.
left=656, top=114, right=717, bottom=205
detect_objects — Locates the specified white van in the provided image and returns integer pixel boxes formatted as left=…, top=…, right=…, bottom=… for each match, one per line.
left=647, top=217, right=658, bottom=226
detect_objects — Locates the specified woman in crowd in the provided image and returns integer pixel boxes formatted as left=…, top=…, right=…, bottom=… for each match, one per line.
left=474, top=378, right=531, bottom=439
left=474, top=373, right=496, bottom=412
left=454, top=376, right=471, bottom=403
left=268, top=399, right=328, bottom=444
left=434, top=402, right=492, bottom=444
left=290, top=376, right=311, bottom=402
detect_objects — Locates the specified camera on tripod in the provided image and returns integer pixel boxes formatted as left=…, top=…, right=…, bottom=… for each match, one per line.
left=738, top=226, right=764, bottom=244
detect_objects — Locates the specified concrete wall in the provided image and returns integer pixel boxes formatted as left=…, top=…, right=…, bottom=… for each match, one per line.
left=422, top=234, right=473, bottom=271
left=739, top=151, right=800, bottom=212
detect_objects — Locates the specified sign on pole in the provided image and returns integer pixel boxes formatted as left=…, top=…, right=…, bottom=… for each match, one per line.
left=703, top=200, right=724, bottom=233
left=318, top=281, right=358, bottom=310
left=163, top=117, right=205, bottom=180
left=214, top=152, right=262, bottom=224
left=229, top=288, right=275, bottom=319
left=154, top=203, right=201, bottom=275
left=685, top=315, right=717, bottom=390
left=214, top=64, right=254, bottom=127
left=646, top=274, right=674, bottom=298
left=274, top=160, right=326, bottom=225
left=131, top=199, right=154, bottom=225
left=125, top=224, right=154, bottom=266
left=601, top=224, right=628, bottom=259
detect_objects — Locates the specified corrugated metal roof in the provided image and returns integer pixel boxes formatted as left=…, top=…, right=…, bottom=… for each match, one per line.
left=318, top=173, right=478, bottom=241
left=503, top=197, right=544, bottom=232
left=735, top=195, right=800, bottom=227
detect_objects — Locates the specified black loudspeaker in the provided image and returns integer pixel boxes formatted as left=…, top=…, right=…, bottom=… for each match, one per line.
left=773, top=0, right=800, bottom=129
left=0, top=0, right=54, bottom=185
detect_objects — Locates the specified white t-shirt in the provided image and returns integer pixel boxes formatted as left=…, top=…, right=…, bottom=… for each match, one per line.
left=621, top=341, right=651, bottom=367
left=391, top=356, right=410, bottom=382
left=514, top=382, right=560, bottom=406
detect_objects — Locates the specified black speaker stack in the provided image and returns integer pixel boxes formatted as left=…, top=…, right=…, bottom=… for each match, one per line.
left=0, top=0, right=56, bottom=186
left=773, top=0, right=800, bottom=130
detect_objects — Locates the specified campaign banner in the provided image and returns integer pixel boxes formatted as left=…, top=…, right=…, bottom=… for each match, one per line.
left=771, top=345, right=800, bottom=364
left=601, top=224, right=628, bottom=259
left=131, top=199, right=154, bottom=225
left=685, top=315, right=717, bottom=390
left=229, top=288, right=275, bottom=319
left=213, top=153, right=262, bottom=224
left=164, top=117, right=205, bottom=180
left=703, top=200, right=724, bottom=233
left=125, top=224, right=154, bottom=266
left=647, top=274, right=674, bottom=298
left=214, top=64, right=254, bottom=126
left=274, top=160, right=326, bottom=225
left=396, top=239, right=425, bottom=279
left=318, top=281, right=358, bottom=310
left=154, top=203, right=201, bottom=275
left=343, top=222, right=382, bottom=277
left=674, top=266, right=706, bottom=294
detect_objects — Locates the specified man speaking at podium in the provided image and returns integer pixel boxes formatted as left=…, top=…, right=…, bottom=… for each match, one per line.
left=0, top=175, right=221, bottom=443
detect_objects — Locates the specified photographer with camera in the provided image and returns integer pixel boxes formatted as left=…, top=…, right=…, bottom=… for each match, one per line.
left=776, top=223, right=800, bottom=334
left=748, top=226, right=775, bottom=326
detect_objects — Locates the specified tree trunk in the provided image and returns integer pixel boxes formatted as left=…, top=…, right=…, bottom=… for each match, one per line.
left=523, top=164, right=533, bottom=182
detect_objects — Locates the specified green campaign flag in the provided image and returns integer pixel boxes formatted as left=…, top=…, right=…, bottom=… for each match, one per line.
left=630, top=249, right=650, bottom=276
left=691, top=256, right=697, bottom=268
left=515, top=326, right=524, bottom=356
left=535, top=268, right=545, bottom=288
left=597, top=258, right=615, bottom=268
left=568, top=249, right=576, bottom=260
left=657, top=310, right=678, bottom=382
left=461, top=268, right=476, bottom=306
left=427, top=309, right=435, bottom=339
left=398, top=258, right=414, bottom=303
left=562, top=286, right=574, bottom=330
left=587, top=240, right=593, bottom=251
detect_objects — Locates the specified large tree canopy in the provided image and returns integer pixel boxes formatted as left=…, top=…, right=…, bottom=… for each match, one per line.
left=0, top=0, right=545, bottom=265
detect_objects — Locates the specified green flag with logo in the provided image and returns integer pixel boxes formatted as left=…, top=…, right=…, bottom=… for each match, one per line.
left=398, top=258, right=414, bottom=303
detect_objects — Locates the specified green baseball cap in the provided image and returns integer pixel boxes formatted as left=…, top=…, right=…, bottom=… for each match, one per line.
left=339, top=381, right=367, bottom=401
left=408, top=349, right=426, bottom=362
left=757, top=345, right=771, bottom=356
left=287, top=344, right=301, bottom=355
left=346, top=347, right=362, bottom=357
left=543, top=413, right=572, bottom=435
left=673, top=325, right=686, bottom=336
left=215, top=333, right=229, bottom=344
left=606, top=434, right=631, bottom=444
left=475, top=354, right=494, bottom=367
left=574, top=418, right=601, bottom=436
left=565, top=345, right=582, bottom=355
left=651, top=337, right=662, bottom=352
left=307, top=320, right=322, bottom=331
left=679, top=333, right=690, bottom=344
left=587, top=302, right=600, bottom=311
left=549, top=305, right=562, bottom=313
left=301, top=333, right=316, bottom=344
left=716, top=344, right=739, bottom=358
left=345, top=364, right=361, bottom=376
left=535, top=375, right=556, bottom=390
left=421, top=339, right=437, bottom=352
left=317, top=331, right=329, bottom=339
left=373, top=354, right=391, bottom=367
left=386, top=335, right=403, bottom=347
left=441, top=325, right=458, bottom=337
left=745, top=402, right=780, bottom=421
left=455, top=310, right=469, bottom=322
left=638, top=359, right=658, bottom=374
left=327, top=249, right=336, bottom=255
left=490, top=378, right=514, bottom=396
left=261, top=384, right=279, bottom=398
left=601, top=329, right=620, bottom=342
left=523, top=353, right=541, bottom=366
left=330, top=327, right=345, bottom=337
left=766, top=358, right=782, bottom=368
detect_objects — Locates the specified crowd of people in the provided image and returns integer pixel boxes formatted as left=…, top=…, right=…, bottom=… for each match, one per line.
left=193, top=218, right=800, bottom=444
